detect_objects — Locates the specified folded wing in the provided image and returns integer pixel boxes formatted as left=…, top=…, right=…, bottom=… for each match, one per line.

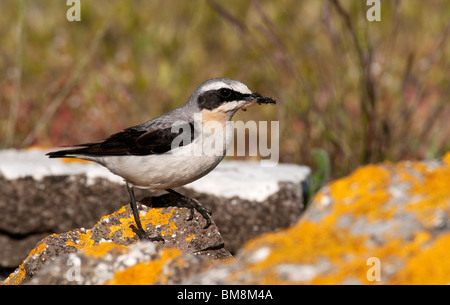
left=47, top=122, right=195, bottom=158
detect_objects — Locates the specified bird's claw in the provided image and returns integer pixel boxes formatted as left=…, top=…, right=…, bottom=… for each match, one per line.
left=130, top=224, right=164, bottom=242
left=181, top=198, right=212, bottom=229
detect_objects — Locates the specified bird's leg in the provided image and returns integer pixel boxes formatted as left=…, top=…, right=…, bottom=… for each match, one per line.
left=126, top=182, right=164, bottom=242
left=165, top=188, right=212, bottom=229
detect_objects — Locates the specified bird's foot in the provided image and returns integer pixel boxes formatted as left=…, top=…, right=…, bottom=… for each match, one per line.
left=178, top=197, right=213, bottom=229
left=130, top=224, right=164, bottom=242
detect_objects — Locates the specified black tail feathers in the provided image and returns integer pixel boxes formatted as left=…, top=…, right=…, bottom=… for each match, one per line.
left=46, top=149, right=80, bottom=158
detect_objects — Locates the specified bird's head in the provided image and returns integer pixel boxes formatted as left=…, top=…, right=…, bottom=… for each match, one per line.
left=189, top=78, right=276, bottom=120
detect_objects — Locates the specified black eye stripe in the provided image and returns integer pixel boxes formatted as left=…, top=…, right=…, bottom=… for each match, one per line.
left=216, top=89, right=250, bottom=101
left=198, top=89, right=251, bottom=110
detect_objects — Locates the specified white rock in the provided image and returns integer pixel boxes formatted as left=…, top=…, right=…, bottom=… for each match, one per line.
left=186, top=160, right=310, bottom=202
left=0, top=148, right=310, bottom=202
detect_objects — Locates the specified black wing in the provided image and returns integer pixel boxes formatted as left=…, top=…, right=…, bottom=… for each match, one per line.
left=47, top=122, right=195, bottom=158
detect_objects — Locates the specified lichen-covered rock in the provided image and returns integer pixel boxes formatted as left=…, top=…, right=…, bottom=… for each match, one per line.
left=91, top=153, right=449, bottom=285
left=0, top=149, right=310, bottom=276
left=5, top=153, right=448, bottom=285
left=185, top=153, right=450, bottom=284
left=3, top=197, right=230, bottom=285
left=28, top=242, right=164, bottom=285
left=0, top=174, right=130, bottom=271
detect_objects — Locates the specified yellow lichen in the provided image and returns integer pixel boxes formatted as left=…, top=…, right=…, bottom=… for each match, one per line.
left=388, top=233, right=450, bottom=284
left=105, top=248, right=182, bottom=285
left=65, top=230, right=95, bottom=250
left=404, top=159, right=450, bottom=227
left=6, top=154, right=449, bottom=285
left=239, top=219, right=370, bottom=284
left=83, top=242, right=128, bottom=258
left=30, top=242, right=47, bottom=257
left=2, top=241, right=47, bottom=285
left=233, top=156, right=450, bottom=284
left=108, top=206, right=178, bottom=239
left=114, top=213, right=139, bottom=239
left=141, top=208, right=178, bottom=236
left=442, top=152, right=450, bottom=165
left=3, top=205, right=179, bottom=285
left=238, top=210, right=445, bottom=284
left=327, top=164, right=393, bottom=224
left=108, top=225, right=123, bottom=237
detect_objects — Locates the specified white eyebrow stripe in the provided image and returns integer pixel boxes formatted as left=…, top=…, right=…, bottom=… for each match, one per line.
left=200, top=81, right=252, bottom=95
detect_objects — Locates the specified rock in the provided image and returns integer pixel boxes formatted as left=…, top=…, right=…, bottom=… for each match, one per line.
left=28, top=242, right=168, bottom=285
left=26, top=243, right=217, bottom=285
left=0, top=148, right=310, bottom=277
left=181, top=154, right=450, bottom=284
left=0, top=174, right=129, bottom=270
left=4, top=153, right=449, bottom=285
left=3, top=197, right=230, bottom=285
left=180, top=186, right=302, bottom=255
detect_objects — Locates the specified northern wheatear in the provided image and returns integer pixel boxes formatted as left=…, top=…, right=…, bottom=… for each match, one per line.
left=47, top=78, right=276, bottom=241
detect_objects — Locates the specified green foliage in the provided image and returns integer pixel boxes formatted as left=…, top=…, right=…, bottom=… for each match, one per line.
left=310, top=148, right=331, bottom=197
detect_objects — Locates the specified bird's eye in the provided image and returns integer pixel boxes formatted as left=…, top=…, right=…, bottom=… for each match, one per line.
left=219, top=88, right=231, bottom=97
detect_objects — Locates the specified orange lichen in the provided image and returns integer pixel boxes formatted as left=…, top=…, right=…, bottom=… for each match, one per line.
left=237, top=209, right=444, bottom=284
left=328, top=164, right=393, bottom=224
left=107, top=206, right=178, bottom=239
left=388, top=155, right=450, bottom=235
left=2, top=203, right=183, bottom=285
left=232, top=155, right=450, bottom=284
left=404, top=159, right=450, bottom=227
left=329, top=165, right=391, bottom=201
left=6, top=154, right=450, bottom=285
left=141, top=208, right=178, bottom=236
left=3, top=241, right=47, bottom=285
left=62, top=206, right=179, bottom=255
left=442, top=152, right=450, bottom=165
left=29, top=242, right=47, bottom=258
left=83, top=242, right=128, bottom=258
left=105, top=248, right=182, bottom=285
left=388, top=233, right=450, bottom=284
left=239, top=219, right=371, bottom=284
left=65, top=230, right=95, bottom=250
left=102, top=206, right=135, bottom=239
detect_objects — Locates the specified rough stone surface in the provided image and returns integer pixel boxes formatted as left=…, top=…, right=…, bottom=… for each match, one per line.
left=0, top=149, right=310, bottom=278
left=177, top=181, right=306, bottom=255
left=3, top=197, right=230, bottom=285
left=4, top=153, right=450, bottom=285
left=180, top=154, right=450, bottom=284
left=0, top=174, right=134, bottom=269
left=28, top=242, right=164, bottom=285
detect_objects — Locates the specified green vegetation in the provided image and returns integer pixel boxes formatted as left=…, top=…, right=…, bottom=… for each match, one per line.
left=1, top=0, right=449, bottom=181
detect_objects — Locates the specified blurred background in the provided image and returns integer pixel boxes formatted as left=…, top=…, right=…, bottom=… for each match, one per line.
left=1, top=0, right=449, bottom=184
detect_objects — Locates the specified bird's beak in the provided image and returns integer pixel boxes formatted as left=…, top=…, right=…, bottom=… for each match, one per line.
left=241, top=93, right=276, bottom=111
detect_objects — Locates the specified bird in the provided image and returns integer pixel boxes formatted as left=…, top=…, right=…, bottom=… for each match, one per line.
left=47, top=78, right=276, bottom=241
